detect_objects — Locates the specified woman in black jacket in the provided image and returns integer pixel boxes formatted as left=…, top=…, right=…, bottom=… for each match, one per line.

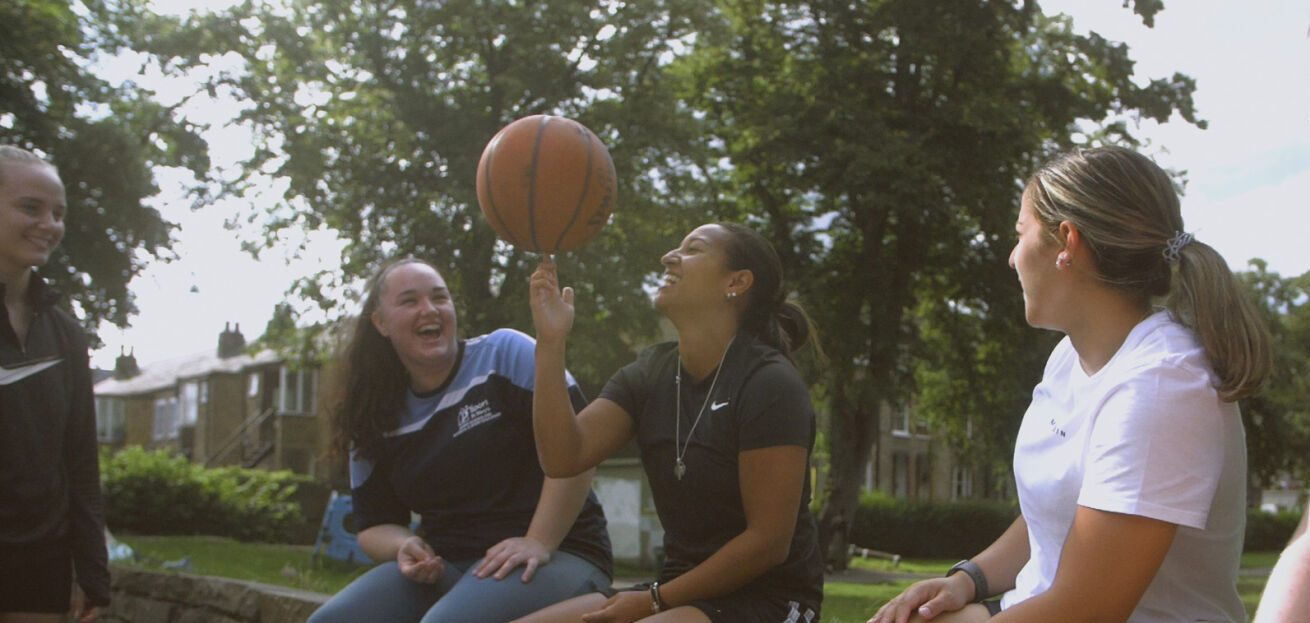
left=0, top=145, right=109, bottom=622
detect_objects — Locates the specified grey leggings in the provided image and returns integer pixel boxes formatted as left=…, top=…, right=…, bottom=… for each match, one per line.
left=308, top=551, right=610, bottom=623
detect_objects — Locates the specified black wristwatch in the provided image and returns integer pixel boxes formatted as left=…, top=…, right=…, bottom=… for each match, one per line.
left=946, top=559, right=990, bottom=603
left=649, top=581, right=665, bottom=613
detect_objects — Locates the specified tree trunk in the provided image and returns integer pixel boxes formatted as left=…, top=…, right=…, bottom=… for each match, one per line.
left=817, top=374, right=875, bottom=571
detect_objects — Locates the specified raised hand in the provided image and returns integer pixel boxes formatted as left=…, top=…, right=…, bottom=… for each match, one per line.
left=474, top=536, right=552, bottom=582
left=397, top=535, right=445, bottom=584
left=529, top=255, right=575, bottom=346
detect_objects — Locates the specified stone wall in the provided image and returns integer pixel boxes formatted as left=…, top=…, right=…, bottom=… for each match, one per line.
left=102, top=567, right=327, bottom=623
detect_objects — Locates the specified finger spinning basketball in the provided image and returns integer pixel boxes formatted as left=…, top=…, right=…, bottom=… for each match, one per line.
left=476, top=115, right=616, bottom=253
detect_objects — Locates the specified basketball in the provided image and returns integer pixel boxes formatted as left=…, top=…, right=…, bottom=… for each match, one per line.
left=475, top=115, right=617, bottom=253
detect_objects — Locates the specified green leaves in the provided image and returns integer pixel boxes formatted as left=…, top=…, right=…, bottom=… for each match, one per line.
left=1, top=0, right=210, bottom=337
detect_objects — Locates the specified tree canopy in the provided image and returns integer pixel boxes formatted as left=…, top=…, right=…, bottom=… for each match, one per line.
left=676, top=0, right=1203, bottom=565
left=141, top=0, right=1225, bottom=568
left=1, top=0, right=208, bottom=334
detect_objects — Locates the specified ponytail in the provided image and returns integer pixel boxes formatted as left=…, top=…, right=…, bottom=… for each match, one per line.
left=1168, top=242, right=1271, bottom=400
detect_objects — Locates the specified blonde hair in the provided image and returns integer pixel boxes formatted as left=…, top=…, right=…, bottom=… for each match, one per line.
left=1027, top=146, right=1270, bottom=401
left=0, top=145, right=56, bottom=185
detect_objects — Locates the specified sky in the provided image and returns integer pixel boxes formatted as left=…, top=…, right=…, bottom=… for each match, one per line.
left=87, top=0, right=1310, bottom=369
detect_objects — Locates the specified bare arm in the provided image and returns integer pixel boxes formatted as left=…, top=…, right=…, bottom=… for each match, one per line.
left=357, top=523, right=422, bottom=563
left=991, top=506, right=1176, bottom=623
left=870, top=514, right=1032, bottom=623
left=1253, top=501, right=1310, bottom=623
left=971, top=514, right=1031, bottom=598
left=655, top=445, right=810, bottom=607
left=530, top=258, right=634, bottom=476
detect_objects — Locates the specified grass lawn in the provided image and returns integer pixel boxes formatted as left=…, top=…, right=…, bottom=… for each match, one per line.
left=116, top=536, right=1276, bottom=623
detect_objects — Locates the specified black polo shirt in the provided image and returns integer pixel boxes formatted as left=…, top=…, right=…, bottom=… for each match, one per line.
left=600, top=331, right=824, bottom=606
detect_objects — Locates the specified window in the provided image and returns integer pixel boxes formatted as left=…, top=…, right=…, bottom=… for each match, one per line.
left=952, top=465, right=974, bottom=500
left=152, top=395, right=179, bottom=440
left=279, top=366, right=318, bottom=414
left=892, top=452, right=909, bottom=498
left=95, top=397, right=125, bottom=443
left=180, top=381, right=200, bottom=427
left=892, top=406, right=911, bottom=436
left=248, top=372, right=260, bottom=398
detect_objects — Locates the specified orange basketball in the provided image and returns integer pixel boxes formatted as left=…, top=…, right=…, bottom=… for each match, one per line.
left=475, top=115, right=617, bottom=252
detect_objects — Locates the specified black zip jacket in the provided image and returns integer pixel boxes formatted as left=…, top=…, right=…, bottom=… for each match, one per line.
left=0, top=273, right=110, bottom=607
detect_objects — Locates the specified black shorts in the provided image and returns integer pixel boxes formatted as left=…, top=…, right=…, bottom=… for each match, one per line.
left=691, top=592, right=819, bottom=623
left=610, top=584, right=819, bottom=623
left=0, top=539, right=72, bottom=614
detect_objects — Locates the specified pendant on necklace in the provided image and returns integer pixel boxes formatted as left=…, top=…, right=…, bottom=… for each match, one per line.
left=675, top=459, right=686, bottom=480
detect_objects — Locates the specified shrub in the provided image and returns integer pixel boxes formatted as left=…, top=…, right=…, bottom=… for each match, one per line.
left=101, top=447, right=313, bottom=542
left=850, top=491, right=1019, bottom=559
left=1246, top=508, right=1304, bottom=551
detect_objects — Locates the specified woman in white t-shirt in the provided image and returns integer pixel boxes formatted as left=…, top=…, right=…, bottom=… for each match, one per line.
left=870, top=146, right=1271, bottom=623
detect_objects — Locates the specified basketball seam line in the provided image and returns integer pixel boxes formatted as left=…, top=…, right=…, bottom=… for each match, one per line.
left=555, top=125, right=594, bottom=252
left=482, top=132, right=519, bottom=247
left=526, top=116, right=550, bottom=252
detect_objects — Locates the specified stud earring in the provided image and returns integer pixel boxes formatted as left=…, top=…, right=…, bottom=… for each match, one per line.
left=1055, top=252, right=1071, bottom=269
left=726, top=291, right=738, bottom=300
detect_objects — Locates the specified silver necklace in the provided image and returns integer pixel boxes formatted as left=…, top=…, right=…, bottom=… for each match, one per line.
left=674, top=336, right=734, bottom=481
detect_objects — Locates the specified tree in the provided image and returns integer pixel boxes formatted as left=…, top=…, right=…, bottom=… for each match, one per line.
left=1239, top=261, right=1310, bottom=487
left=679, top=0, right=1203, bottom=567
left=0, top=0, right=209, bottom=334
left=133, top=0, right=730, bottom=392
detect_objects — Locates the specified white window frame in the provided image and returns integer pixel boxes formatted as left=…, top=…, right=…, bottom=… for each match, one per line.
left=95, top=397, right=125, bottom=443
left=952, top=465, right=974, bottom=500
left=152, top=395, right=180, bottom=440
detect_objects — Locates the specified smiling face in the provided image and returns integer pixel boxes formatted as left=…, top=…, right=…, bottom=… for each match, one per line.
left=1009, top=190, right=1067, bottom=329
left=0, top=161, right=66, bottom=280
left=370, top=262, right=459, bottom=386
left=654, top=223, right=742, bottom=315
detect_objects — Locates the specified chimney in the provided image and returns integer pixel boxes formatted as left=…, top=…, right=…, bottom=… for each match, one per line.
left=114, top=347, right=140, bottom=380
left=218, top=322, right=246, bottom=359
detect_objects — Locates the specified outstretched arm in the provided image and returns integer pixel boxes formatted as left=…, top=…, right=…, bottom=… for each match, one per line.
left=529, top=257, right=633, bottom=477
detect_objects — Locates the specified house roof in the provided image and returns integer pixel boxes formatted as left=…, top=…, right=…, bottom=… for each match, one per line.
left=94, top=349, right=282, bottom=397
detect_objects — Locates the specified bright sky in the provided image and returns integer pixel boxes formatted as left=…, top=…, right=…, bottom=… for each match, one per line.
left=87, top=0, right=1310, bottom=369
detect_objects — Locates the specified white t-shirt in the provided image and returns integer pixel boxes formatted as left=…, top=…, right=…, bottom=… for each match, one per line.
left=1000, top=312, right=1247, bottom=622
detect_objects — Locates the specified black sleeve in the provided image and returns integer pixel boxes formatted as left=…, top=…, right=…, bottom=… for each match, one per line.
left=598, top=358, right=648, bottom=422
left=736, top=360, right=814, bottom=451
left=62, top=322, right=110, bottom=607
left=349, top=451, right=411, bottom=533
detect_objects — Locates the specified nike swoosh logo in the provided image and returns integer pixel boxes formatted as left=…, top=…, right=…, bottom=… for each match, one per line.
left=710, top=401, right=729, bottom=411
left=0, top=358, right=62, bottom=386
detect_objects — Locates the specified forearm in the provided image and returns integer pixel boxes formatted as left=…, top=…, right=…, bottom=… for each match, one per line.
left=533, top=340, right=589, bottom=477
left=525, top=471, right=595, bottom=550
left=1254, top=530, right=1310, bottom=623
left=358, top=524, right=420, bottom=562
left=971, top=515, right=1031, bottom=598
left=656, top=527, right=790, bottom=609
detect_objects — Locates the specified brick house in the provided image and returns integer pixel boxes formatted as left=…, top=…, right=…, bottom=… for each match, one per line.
left=94, top=324, right=327, bottom=478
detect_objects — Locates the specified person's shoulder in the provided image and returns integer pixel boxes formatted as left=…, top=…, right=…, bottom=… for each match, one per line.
left=1114, top=312, right=1213, bottom=381
left=474, top=327, right=535, bottom=346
